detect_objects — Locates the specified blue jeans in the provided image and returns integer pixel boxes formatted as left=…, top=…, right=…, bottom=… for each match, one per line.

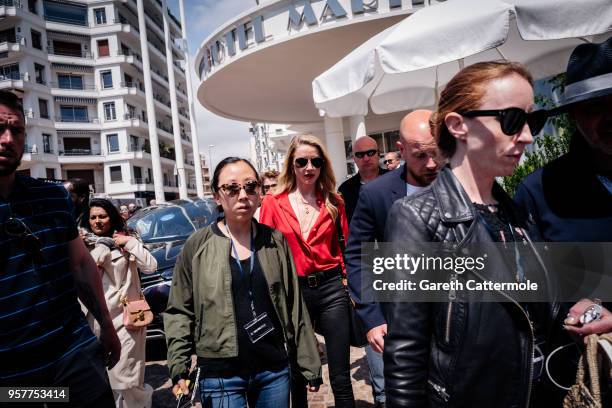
left=199, top=366, right=290, bottom=408
left=365, top=345, right=385, bottom=403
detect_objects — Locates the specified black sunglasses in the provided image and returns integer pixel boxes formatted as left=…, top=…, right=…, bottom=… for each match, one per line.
left=294, top=157, right=324, bottom=169
left=263, top=183, right=277, bottom=192
left=460, top=108, right=548, bottom=136
left=219, top=180, right=260, bottom=197
left=4, top=217, right=44, bottom=264
left=354, top=149, right=378, bottom=159
left=383, top=159, right=396, bottom=165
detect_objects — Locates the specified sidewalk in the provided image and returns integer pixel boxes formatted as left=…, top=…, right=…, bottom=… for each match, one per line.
left=145, top=337, right=375, bottom=407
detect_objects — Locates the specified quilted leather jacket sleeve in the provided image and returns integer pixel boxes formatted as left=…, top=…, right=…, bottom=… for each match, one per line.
left=383, top=196, right=436, bottom=408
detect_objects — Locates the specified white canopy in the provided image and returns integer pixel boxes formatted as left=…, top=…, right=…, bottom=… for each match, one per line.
left=313, top=0, right=612, bottom=118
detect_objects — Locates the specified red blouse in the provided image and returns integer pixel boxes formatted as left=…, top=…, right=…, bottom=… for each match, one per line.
left=259, top=191, right=349, bottom=277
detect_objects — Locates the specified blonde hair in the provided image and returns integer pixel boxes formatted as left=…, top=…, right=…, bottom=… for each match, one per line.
left=276, top=135, right=342, bottom=219
left=430, top=60, right=534, bottom=157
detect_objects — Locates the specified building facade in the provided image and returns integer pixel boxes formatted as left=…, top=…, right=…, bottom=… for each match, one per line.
left=198, top=152, right=212, bottom=195
left=8, top=0, right=200, bottom=204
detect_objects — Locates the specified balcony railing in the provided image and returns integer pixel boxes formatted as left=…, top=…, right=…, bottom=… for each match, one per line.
left=153, top=94, right=170, bottom=108
left=117, top=48, right=142, bottom=62
left=44, top=14, right=88, bottom=27
left=163, top=180, right=177, bottom=187
left=157, top=122, right=172, bottom=133
left=56, top=116, right=99, bottom=123
left=60, top=149, right=101, bottom=156
left=0, top=72, right=25, bottom=81
left=47, top=46, right=92, bottom=59
left=121, top=81, right=144, bottom=92
left=50, top=82, right=97, bottom=90
left=0, top=0, right=22, bottom=7
left=131, top=178, right=151, bottom=184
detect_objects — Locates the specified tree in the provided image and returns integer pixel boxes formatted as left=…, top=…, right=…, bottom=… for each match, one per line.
left=501, top=74, right=575, bottom=196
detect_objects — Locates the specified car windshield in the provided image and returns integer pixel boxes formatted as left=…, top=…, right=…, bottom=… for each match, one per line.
left=127, top=200, right=216, bottom=242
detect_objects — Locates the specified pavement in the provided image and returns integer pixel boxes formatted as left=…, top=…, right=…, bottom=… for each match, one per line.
left=145, top=337, right=376, bottom=407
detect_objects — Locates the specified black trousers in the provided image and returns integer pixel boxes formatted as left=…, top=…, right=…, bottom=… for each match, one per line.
left=292, top=274, right=355, bottom=408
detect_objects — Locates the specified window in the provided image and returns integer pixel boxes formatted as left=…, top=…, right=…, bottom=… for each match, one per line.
left=28, top=0, right=37, bottom=14
left=52, top=40, right=82, bottom=57
left=60, top=106, right=88, bottom=122
left=34, top=63, right=45, bottom=85
left=94, top=8, right=106, bottom=25
left=109, top=166, right=122, bottom=182
left=126, top=104, right=136, bottom=119
left=0, top=63, right=19, bottom=80
left=31, top=30, right=42, bottom=50
left=147, top=168, right=152, bottom=183
left=383, top=130, right=400, bottom=153
left=133, top=166, right=142, bottom=182
left=130, top=135, right=139, bottom=151
left=46, top=168, right=55, bottom=179
left=103, top=102, right=116, bottom=121
left=97, top=39, right=109, bottom=57
left=0, top=28, right=16, bottom=44
left=57, top=74, right=83, bottom=90
left=43, top=0, right=87, bottom=26
left=100, top=70, right=113, bottom=89
left=38, top=98, right=49, bottom=119
left=107, top=133, right=119, bottom=153
left=43, top=134, right=52, bottom=153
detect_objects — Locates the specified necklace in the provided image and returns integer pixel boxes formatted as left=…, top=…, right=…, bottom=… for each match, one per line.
left=293, top=191, right=317, bottom=238
left=296, top=190, right=312, bottom=214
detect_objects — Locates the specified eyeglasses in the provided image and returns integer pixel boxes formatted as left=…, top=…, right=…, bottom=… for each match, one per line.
left=354, top=149, right=378, bottom=159
left=219, top=180, right=260, bottom=197
left=460, top=108, right=548, bottom=136
left=294, top=157, right=324, bottom=169
left=4, top=217, right=44, bottom=264
left=263, top=183, right=277, bottom=192
left=383, top=159, right=396, bottom=165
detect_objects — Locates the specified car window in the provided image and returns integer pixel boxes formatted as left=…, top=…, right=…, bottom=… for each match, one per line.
left=184, top=201, right=214, bottom=229
left=128, top=206, right=196, bottom=242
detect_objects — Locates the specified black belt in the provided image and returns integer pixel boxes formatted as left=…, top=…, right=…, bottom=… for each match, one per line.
left=298, top=267, right=342, bottom=288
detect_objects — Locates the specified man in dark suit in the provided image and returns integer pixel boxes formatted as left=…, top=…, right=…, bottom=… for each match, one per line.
left=338, top=135, right=387, bottom=222
left=346, top=110, right=442, bottom=407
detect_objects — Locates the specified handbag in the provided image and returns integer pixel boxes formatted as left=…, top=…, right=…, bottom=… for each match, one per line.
left=563, top=333, right=612, bottom=408
left=335, top=216, right=368, bottom=348
left=121, top=294, right=153, bottom=330
left=120, top=255, right=153, bottom=331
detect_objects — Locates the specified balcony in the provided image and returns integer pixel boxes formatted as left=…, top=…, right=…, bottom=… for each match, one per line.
left=0, top=72, right=25, bottom=91
left=131, top=178, right=152, bottom=185
left=47, top=46, right=91, bottom=59
left=60, top=148, right=101, bottom=156
left=0, top=0, right=24, bottom=19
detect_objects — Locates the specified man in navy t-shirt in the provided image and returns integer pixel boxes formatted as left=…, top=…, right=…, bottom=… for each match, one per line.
left=0, top=90, right=120, bottom=406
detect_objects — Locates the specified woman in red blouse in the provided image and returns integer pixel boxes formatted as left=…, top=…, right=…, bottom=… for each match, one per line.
left=260, top=135, right=355, bottom=408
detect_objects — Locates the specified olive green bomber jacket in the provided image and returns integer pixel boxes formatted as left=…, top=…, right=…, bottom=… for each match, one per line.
left=163, top=220, right=322, bottom=383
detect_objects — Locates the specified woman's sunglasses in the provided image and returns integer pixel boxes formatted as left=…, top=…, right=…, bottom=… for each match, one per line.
left=460, top=107, right=548, bottom=136
left=294, top=157, right=324, bottom=169
left=354, top=149, right=378, bottom=159
left=219, top=180, right=260, bottom=197
left=4, top=217, right=44, bottom=264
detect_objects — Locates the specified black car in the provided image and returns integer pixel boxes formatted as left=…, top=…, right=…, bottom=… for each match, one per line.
left=127, top=199, right=218, bottom=339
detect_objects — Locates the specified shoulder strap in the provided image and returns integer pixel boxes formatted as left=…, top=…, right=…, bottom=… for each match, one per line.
left=335, top=215, right=346, bottom=257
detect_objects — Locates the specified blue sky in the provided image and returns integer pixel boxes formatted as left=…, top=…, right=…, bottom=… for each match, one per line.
left=167, top=0, right=256, bottom=169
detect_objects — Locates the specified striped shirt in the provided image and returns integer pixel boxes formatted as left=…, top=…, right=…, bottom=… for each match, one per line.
left=0, top=175, right=95, bottom=382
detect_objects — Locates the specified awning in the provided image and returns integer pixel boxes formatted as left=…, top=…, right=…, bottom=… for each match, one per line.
left=51, top=63, right=93, bottom=73
left=54, top=96, right=96, bottom=104
left=57, top=130, right=100, bottom=137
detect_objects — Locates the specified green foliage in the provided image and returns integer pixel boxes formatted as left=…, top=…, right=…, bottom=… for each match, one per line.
left=501, top=74, right=575, bottom=196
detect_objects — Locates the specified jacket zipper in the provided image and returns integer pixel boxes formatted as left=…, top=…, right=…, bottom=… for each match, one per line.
left=428, top=379, right=450, bottom=402
left=471, top=269, right=534, bottom=408
left=445, top=273, right=458, bottom=343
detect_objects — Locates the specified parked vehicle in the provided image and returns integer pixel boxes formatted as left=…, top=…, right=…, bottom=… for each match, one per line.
left=127, top=199, right=218, bottom=339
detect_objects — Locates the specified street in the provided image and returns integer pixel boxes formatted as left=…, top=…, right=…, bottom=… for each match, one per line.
left=145, top=337, right=376, bottom=407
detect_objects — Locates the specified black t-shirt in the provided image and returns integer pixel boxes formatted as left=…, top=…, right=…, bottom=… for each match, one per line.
left=198, top=223, right=287, bottom=378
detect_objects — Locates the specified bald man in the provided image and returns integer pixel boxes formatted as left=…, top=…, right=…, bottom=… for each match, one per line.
left=338, top=135, right=387, bottom=222
left=345, top=110, right=444, bottom=407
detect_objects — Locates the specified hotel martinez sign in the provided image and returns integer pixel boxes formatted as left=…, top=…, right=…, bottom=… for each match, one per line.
left=196, top=0, right=440, bottom=79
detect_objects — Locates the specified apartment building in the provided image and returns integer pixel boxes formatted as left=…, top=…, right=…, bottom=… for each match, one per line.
left=198, top=153, right=211, bottom=195
left=5, top=0, right=200, bottom=204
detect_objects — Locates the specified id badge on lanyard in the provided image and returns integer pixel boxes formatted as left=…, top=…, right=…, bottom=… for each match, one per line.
left=227, top=221, right=275, bottom=344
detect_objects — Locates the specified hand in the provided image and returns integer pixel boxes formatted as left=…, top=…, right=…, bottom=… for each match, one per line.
left=367, top=324, right=387, bottom=353
left=173, top=379, right=190, bottom=399
left=98, top=324, right=121, bottom=369
left=564, top=299, right=612, bottom=342
left=308, top=384, right=320, bottom=392
left=113, top=233, right=132, bottom=247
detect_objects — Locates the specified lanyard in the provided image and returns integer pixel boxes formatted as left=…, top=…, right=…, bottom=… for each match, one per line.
left=225, top=221, right=257, bottom=318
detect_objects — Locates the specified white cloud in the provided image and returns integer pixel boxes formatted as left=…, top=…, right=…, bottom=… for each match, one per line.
left=168, top=0, right=254, bottom=170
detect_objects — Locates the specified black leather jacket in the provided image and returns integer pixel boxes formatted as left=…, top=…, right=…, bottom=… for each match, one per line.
left=383, top=167, right=561, bottom=408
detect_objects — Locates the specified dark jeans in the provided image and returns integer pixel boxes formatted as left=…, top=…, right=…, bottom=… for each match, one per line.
left=1, top=339, right=114, bottom=408
left=292, top=274, right=355, bottom=408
